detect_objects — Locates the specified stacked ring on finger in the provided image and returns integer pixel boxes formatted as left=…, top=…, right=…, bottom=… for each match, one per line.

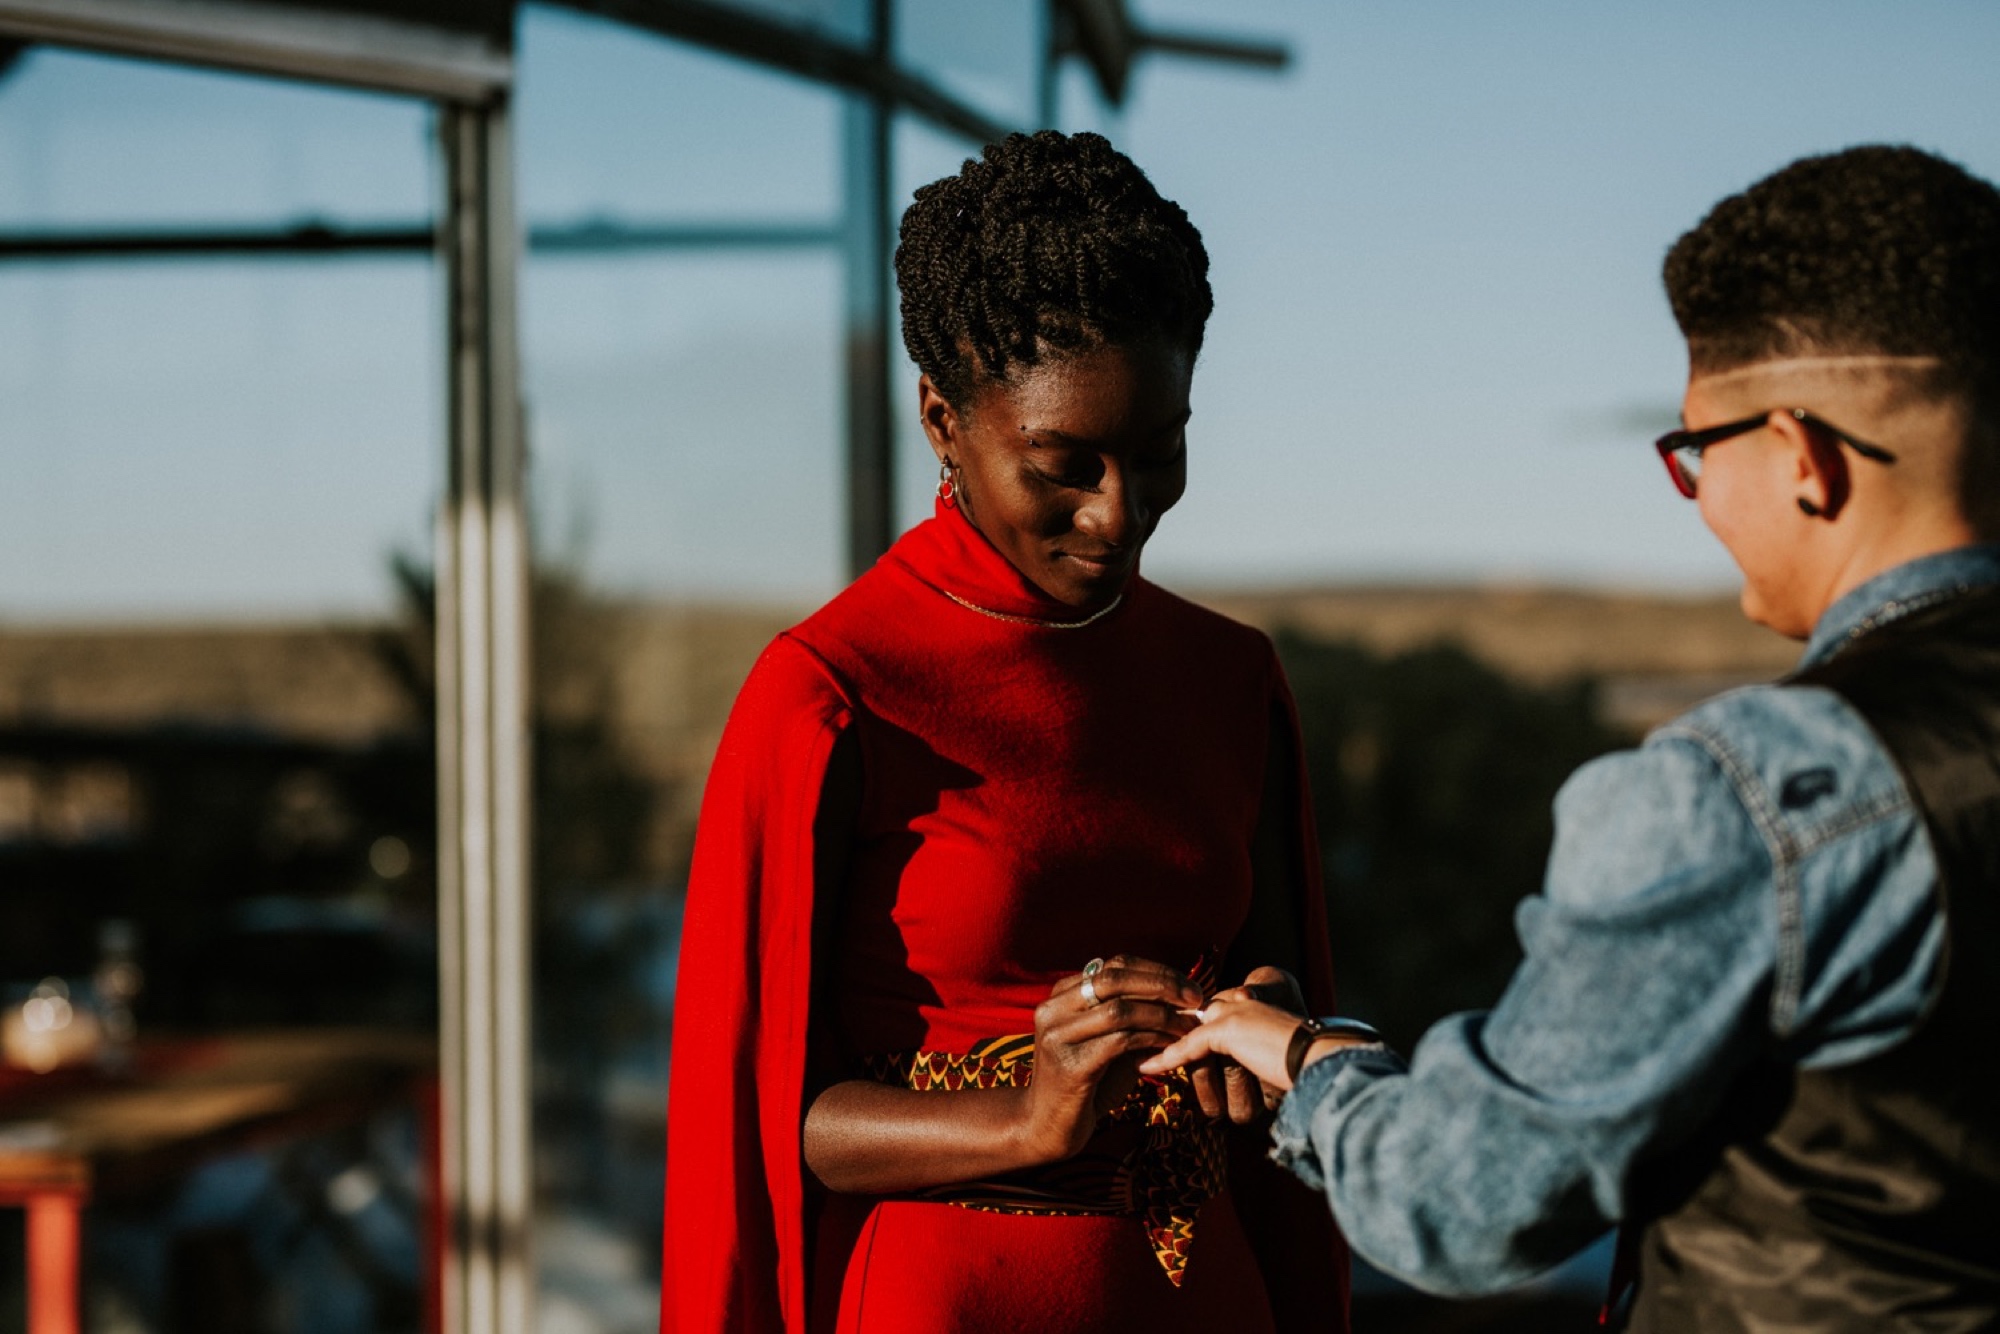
left=1080, top=957, right=1106, bottom=1006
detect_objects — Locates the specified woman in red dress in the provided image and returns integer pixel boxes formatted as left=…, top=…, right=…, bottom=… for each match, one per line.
left=663, top=131, right=1348, bottom=1333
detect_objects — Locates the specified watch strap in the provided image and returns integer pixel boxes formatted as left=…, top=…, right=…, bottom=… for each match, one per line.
left=1285, top=1016, right=1384, bottom=1085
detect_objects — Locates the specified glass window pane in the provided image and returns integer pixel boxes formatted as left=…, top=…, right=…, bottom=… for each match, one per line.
left=723, top=0, right=870, bottom=47
left=519, top=4, right=843, bottom=225
left=0, top=48, right=439, bottom=1334
left=517, top=15, right=846, bottom=1323
left=896, top=0, right=1044, bottom=129
left=525, top=254, right=844, bottom=599
left=0, top=46, right=431, bottom=228
left=890, top=116, right=986, bottom=533
left=0, top=264, right=437, bottom=619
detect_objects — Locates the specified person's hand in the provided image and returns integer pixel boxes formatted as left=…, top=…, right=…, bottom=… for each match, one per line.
left=1140, top=991, right=1370, bottom=1093
left=1185, top=966, right=1304, bottom=1121
left=1021, top=954, right=1202, bottom=1162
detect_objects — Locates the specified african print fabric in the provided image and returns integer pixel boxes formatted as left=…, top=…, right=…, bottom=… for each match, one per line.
left=864, top=957, right=1228, bottom=1287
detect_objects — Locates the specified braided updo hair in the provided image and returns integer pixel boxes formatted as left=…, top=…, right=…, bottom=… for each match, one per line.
left=895, top=130, right=1212, bottom=406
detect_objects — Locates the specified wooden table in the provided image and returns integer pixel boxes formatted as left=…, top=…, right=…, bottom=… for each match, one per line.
left=0, top=1029, right=437, bottom=1334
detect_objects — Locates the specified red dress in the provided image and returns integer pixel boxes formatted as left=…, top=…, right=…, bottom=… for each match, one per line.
left=663, top=501, right=1348, bottom=1333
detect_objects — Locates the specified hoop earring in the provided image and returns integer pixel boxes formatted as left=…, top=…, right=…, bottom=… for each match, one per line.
left=1797, top=497, right=1822, bottom=517
left=937, top=461, right=958, bottom=507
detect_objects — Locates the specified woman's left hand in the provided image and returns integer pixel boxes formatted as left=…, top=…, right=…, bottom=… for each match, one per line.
left=1184, top=965, right=1304, bottom=1122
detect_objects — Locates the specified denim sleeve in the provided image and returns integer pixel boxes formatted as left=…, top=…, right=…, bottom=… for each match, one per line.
left=1272, top=736, right=1780, bottom=1296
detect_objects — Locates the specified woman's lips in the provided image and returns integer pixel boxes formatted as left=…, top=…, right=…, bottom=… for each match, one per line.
left=1055, top=549, right=1131, bottom=578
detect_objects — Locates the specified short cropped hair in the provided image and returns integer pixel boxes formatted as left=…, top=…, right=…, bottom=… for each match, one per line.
left=1664, top=145, right=2000, bottom=397
left=894, top=130, right=1212, bottom=406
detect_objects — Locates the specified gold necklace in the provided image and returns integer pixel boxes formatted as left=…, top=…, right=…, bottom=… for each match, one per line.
left=940, top=588, right=1124, bottom=629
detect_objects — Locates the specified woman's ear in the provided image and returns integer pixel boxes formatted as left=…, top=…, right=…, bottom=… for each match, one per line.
left=1772, top=409, right=1851, bottom=520
left=916, top=374, right=957, bottom=461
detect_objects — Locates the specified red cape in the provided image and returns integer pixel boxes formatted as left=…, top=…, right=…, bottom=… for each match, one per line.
left=663, top=509, right=1348, bottom=1331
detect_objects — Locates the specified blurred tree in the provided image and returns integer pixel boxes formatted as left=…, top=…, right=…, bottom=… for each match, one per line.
left=1276, top=628, right=1625, bottom=1051
left=372, top=548, right=661, bottom=919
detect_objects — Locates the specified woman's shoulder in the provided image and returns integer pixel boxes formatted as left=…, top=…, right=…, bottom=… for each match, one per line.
left=783, top=554, right=945, bottom=665
left=723, top=631, right=857, bottom=736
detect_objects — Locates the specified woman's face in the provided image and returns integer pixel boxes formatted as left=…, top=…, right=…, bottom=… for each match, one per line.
left=920, top=340, right=1192, bottom=610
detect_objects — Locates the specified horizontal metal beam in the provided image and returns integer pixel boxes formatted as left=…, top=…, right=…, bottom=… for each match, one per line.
left=1054, top=0, right=1289, bottom=103
left=0, top=0, right=510, bottom=103
left=530, top=218, right=839, bottom=253
left=557, top=0, right=1013, bottom=146
left=0, top=222, right=435, bottom=259
left=1140, top=27, right=1288, bottom=72
left=0, top=218, right=842, bottom=262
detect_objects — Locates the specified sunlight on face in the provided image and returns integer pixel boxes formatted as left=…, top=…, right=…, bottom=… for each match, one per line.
left=943, top=341, right=1193, bottom=609
left=1682, top=378, right=1816, bottom=638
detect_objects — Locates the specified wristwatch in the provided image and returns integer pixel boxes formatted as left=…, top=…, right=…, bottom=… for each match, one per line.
left=1285, top=1017, right=1385, bottom=1084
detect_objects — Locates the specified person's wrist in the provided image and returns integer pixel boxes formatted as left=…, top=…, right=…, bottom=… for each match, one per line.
left=1298, top=1034, right=1358, bottom=1078
left=1284, top=1017, right=1383, bottom=1086
left=1009, top=1086, right=1084, bottom=1167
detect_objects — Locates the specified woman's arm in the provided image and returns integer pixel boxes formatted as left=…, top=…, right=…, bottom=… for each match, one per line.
left=799, top=732, right=1204, bottom=1196
left=803, top=964, right=1196, bottom=1194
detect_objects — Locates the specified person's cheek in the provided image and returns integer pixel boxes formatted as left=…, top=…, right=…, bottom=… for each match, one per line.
left=1144, top=473, right=1186, bottom=535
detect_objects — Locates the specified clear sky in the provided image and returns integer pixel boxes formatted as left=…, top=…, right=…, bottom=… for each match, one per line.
left=3, top=1, right=1999, bottom=618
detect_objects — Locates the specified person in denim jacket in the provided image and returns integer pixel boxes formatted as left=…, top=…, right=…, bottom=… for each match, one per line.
left=1144, top=145, right=2000, bottom=1330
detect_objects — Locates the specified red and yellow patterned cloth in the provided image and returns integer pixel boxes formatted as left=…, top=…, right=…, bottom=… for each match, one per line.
left=866, top=957, right=1227, bottom=1287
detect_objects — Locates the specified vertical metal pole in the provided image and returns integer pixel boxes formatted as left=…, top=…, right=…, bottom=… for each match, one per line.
left=438, top=97, right=534, bottom=1334
left=842, top=0, right=896, bottom=577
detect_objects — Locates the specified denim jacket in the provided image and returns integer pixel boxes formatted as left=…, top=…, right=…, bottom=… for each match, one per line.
left=1271, top=544, right=2000, bottom=1296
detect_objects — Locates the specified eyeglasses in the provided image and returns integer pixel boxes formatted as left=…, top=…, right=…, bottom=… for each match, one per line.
left=1653, top=408, right=1897, bottom=499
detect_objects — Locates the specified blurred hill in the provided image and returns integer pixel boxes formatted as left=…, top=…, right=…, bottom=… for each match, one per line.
left=0, top=582, right=1797, bottom=888
left=1202, top=582, right=1798, bottom=731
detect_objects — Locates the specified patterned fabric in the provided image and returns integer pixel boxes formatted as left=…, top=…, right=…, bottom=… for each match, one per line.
left=864, top=956, right=1228, bottom=1287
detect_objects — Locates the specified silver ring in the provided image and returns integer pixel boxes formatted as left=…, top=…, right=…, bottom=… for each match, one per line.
left=1080, top=957, right=1105, bottom=1006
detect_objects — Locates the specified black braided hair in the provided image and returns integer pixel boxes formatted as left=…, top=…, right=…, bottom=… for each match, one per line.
left=895, top=130, right=1212, bottom=406
left=1664, top=145, right=2000, bottom=396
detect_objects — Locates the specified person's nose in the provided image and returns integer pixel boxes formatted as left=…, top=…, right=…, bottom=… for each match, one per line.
left=1075, top=467, right=1144, bottom=546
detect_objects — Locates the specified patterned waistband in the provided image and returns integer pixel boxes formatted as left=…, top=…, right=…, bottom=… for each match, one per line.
left=863, top=956, right=1228, bottom=1287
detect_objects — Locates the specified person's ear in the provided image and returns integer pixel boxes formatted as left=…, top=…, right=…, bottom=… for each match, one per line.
left=1771, top=409, right=1850, bottom=520
left=917, top=374, right=958, bottom=463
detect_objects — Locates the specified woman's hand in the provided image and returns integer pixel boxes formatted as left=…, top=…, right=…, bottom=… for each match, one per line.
left=1019, top=954, right=1205, bottom=1161
left=803, top=953, right=1200, bottom=1194
left=1185, top=966, right=1305, bottom=1121
left=1141, top=989, right=1370, bottom=1094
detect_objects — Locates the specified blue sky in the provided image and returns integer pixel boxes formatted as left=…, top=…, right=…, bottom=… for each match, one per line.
left=3, top=1, right=1999, bottom=617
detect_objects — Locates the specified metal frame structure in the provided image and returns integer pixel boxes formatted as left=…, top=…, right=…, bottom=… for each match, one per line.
left=0, top=4, right=1287, bottom=1329
left=0, top=0, right=511, bottom=100
left=437, top=101, right=534, bottom=1334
